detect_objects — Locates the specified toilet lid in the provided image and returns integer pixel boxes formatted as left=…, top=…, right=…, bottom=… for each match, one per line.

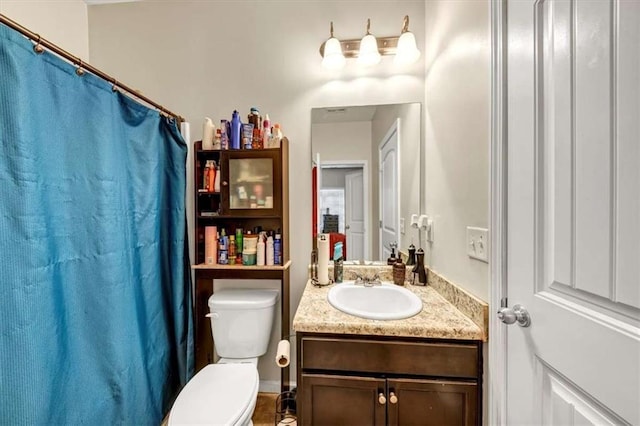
left=169, top=364, right=259, bottom=425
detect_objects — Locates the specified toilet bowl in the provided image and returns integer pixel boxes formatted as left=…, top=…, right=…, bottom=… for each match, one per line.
left=168, top=289, right=279, bottom=426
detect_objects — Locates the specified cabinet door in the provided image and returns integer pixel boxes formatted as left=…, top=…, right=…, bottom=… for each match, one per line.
left=387, top=378, right=478, bottom=426
left=220, top=149, right=282, bottom=217
left=300, top=374, right=386, bottom=426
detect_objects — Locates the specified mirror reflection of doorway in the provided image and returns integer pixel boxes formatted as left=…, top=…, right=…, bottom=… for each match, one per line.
left=319, top=161, right=369, bottom=260
left=379, top=121, right=399, bottom=261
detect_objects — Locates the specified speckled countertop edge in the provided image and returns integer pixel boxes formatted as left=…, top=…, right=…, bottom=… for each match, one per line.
left=293, top=279, right=484, bottom=341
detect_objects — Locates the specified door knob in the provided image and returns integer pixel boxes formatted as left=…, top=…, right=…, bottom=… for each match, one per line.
left=389, top=392, right=398, bottom=404
left=378, top=393, right=386, bottom=405
left=345, top=225, right=351, bottom=230
left=497, top=304, right=531, bottom=327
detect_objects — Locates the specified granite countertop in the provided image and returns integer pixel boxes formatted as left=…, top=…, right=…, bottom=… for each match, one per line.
left=293, top=280, right=484, bottom=341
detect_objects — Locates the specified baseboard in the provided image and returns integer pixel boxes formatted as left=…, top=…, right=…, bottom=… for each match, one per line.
left=259, top=380, right=298, bottom=394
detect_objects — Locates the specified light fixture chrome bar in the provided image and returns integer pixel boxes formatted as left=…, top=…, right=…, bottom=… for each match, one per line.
left=319, top=36, right=399, bottom=59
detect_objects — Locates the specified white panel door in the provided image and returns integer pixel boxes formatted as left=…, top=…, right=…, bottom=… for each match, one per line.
left=345, top=170, right=365, bottom=261
left=379, top=124, right=399, bottom=261
left=505, top=1, right=640, bottom=425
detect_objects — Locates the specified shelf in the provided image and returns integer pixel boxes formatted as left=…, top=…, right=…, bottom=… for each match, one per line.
left=197, top=214, right=281, bottom=220
left=196, top=147, right=281, bottom=154
left=192, top=260, right=291, bottom=271
left=197, top=191, right=221, bottom=195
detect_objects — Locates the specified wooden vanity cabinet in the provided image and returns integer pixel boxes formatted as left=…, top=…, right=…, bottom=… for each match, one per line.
left=296, top=333, right=482, bottom=426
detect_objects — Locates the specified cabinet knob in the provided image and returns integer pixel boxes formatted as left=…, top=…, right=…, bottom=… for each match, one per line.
left=222, top=181, right=228, bottom=186
left=378, top=393, right=386, bottom=405
left=389, top=392, right=398, bottom=404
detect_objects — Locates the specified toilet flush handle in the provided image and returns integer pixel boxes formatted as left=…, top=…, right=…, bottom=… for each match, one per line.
left=205, top=312, right=219, bottom=319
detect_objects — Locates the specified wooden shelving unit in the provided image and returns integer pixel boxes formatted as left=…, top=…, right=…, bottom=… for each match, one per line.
left=192, top=139, right=290, bottom=393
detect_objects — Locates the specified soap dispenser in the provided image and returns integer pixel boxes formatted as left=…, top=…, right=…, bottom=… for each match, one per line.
left=387, top=242, right=398, bottom=265
left=393, top=256, right=406, bottom=286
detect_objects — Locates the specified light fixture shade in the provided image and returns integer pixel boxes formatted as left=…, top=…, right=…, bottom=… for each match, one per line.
left=357, top=34, right=381, bottom=66
left=394, top=31, right=421, bottom=65
left=322, top=37, right=346, bottom=70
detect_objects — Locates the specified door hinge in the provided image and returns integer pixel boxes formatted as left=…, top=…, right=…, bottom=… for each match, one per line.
left=501, top=297, right=508, bottom=308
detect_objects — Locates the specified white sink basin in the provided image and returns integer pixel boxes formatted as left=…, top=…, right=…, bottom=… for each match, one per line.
left=327, top=282, right=423, bottom=320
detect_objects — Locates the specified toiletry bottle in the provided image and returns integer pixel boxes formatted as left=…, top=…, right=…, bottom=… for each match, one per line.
left=274, top=232, right=282, bottom=265
left=266, top=233, right=275, bottom=266
left=230, top=110, right=242, bottom=150
left=235, top=228, right=243, bottom=264
left=202, top=117, right=215, bottom=150
left=208, top=160, right=216, bottom=193
left=220, top=120, right=229, bottom=150
left=262, top=114, right=271, bottom=148
left=228, top=235, right=236, bottom=265
left=333, top=242, right=343, bottom=283
left=213, top=128, right=222, bottom=150
left=271, top=123, right=283, bottom=148
left=218, top=229, right=228, bottom=265
left=203, top=160, right=211, bottom=191
left=257, top=232, right=266, bottom=266
left=213, top=161, right=220, bottom=193
left=393, top=257, right=406, bottom=286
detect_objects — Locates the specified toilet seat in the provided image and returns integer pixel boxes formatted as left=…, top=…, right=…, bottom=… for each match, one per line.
left=168, top=363, right=259, bottom=426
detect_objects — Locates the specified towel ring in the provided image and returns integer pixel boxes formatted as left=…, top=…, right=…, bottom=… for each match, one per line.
left=33, top=35, right=44, bottom=54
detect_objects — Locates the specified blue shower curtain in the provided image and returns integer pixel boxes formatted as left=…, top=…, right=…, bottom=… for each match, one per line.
left=0, top=24, right=193, bottom=425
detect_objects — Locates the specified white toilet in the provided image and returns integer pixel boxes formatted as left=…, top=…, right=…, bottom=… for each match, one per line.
left=169, top=288, right=279, bottom=426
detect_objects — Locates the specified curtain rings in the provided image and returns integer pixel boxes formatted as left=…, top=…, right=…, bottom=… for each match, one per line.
left=111, top=78, right=118, bottom=92
left=75, top=59, right=85, bottom=76
left=33, top=35, right=44, bottom=54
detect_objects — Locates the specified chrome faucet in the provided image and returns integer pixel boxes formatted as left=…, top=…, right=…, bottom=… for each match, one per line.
left=353, top=272, right=382, bottom=287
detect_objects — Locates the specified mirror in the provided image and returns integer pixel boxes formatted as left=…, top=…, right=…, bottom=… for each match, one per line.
left=311, top=103, right=422, bottom=262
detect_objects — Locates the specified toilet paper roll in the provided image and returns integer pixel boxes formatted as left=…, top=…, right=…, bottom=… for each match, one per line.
left=317, top=234, right=330, bottom=285
left=275, top=340, right=290, bottom=368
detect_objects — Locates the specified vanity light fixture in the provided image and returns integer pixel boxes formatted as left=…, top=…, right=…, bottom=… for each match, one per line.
left=319, top=15, right=421, bottom=69
left=357, top=19, right=381, bottom=66
left=321, top=22, right=346, bottom=70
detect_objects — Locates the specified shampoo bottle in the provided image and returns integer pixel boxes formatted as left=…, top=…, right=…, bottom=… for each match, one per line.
left=230, top=110, right=242, bottom=150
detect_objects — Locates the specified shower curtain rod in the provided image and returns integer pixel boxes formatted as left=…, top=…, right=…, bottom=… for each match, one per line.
left=0, top=14, right=184, bottom=122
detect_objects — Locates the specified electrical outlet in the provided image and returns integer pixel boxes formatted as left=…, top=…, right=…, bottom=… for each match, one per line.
left=466, top=226, right=489, bottom=263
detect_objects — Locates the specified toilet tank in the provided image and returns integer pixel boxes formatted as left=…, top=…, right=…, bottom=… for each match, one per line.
left=208, top=289, right=279, bottom=359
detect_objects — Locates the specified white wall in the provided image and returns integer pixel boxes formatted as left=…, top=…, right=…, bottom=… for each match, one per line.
left=423, top=0, right=490, bottom=301
left=88, top=0, right=425, bottom=386
left=0, top=0, right=89, bottom=60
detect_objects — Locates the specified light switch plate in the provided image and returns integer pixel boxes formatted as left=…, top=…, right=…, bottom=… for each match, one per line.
left=466, top=226, right=489, bottom=263
left=400, top=217, right=405, bottom=234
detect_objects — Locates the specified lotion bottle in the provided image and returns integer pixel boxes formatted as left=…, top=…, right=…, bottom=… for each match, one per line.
left=257, top=232, right=266, bottom=266
left=266, top=233, right=275, bottom=266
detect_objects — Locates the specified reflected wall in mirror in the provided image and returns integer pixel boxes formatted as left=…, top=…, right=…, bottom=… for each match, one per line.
left=311, top=103, right=422, bottom=262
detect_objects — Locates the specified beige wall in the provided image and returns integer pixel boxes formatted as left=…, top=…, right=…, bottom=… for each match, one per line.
left=88, top=0, right=425, bottom=387
left=1, top=0, right=89, bottom=59
left=423, top=0, right=490, bottom=302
